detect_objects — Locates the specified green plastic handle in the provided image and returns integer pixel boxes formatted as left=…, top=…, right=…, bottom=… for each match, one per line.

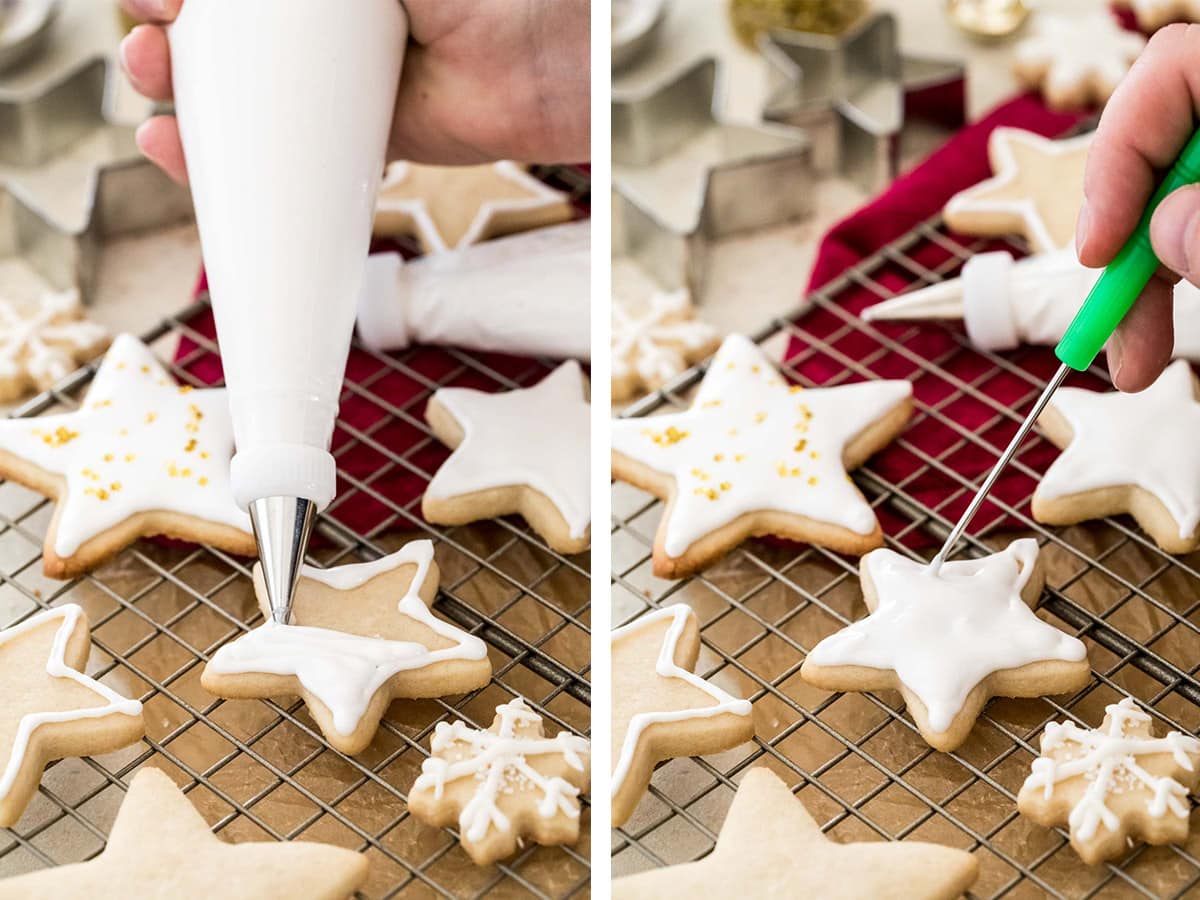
left=1056, top=127, right=1200, bottom=371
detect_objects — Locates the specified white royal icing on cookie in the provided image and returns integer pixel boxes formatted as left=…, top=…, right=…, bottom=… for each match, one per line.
left=1014, top=12, right=1145, bottom=105
left=411, top=697, right=589, bottom=842
left=1023, top=698, right=1200, bottom=841
left=0, top=604, right=143, bottom=804
left=426, top=360, right=590, bottom=539
left=206, top=541, right=488, bottom=736
left=610, top=604, right=752, bottom=801
left=611, top=288, right=719, bottom=391
left=0, top=288, right=107, bottom=392
left=610, top=334, right=911, bottom=558
left=1037, top=359, right=1200, bottom=541
left=806, top=540, right=1086, bottom=734
left=0, top=334, right=250, bottom=557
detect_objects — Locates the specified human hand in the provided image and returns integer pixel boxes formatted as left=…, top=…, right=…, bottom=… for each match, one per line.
left=1077, top=23, right=1200, bottom=392
left=118, top=0, right=590, bottom=184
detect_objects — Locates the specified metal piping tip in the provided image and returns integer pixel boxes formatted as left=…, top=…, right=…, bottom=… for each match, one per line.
left=248, top=496, right=317, bottom=625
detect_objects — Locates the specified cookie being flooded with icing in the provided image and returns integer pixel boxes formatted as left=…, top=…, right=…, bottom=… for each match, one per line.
left=801, top=539, right=1089, bottom=752
left=202, top=541, right=492, bottom=754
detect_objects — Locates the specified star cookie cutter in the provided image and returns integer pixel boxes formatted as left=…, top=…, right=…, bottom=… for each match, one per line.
left=759, top=12, right=965, bottom=191
left=0, top=55, right=192, bottom=301
left=612, top=56, right=814, bottom=300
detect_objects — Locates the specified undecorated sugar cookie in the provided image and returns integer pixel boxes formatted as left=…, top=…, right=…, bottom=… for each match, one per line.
left=0, top=288, right=108, bottom=403
left=613, top=768, right=979, bottom=900
left=1034, top=359, right=1200, bottom=553
left=202, top=541, right=492, bottom=755
left=0, top=604, right=144, bottom=827
left=1115, top=0, right=1200, bottom=31
left=610, top=334, right=912, bottom=578
left=1012, top=12, right=1145, bottom=110
left=0, top=333, right=254, bottom=578
left=423, top=361, right=591, bottom=554
left=611, top=288, right=720, bottom=402
left=408, top=697, right=590, bottom=865
left=1018, top=698, right=1200, bottom=865
left=0, top=767, right=369, bottom=898
left=801, top=540, right=1089, bottom=752
left=611, top=604, right=753, bottom=827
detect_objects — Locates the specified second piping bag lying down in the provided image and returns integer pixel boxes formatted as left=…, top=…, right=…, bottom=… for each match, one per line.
left=863, top=248, right=1200, bottom=361
left=356, top=220, right=590, bottom=360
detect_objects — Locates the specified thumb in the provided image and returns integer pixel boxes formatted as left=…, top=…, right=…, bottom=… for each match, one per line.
left=1149, top=184, right=1200, bottom=284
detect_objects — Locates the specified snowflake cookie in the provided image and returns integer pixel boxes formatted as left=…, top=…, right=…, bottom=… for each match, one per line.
left=612, top=288, right=720, bottom=402
left=408, top=697, right=590, bottom=865
left=1115, top=0, right=1200, bottom=31
left=1013, top=12, right=1145, bottom=110
left=0, top=287, right=108, bottom=402
left=1018, top=698, right=1200, bottom=864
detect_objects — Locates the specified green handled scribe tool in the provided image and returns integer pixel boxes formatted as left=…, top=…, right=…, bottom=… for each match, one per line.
left=931, top=127, right=1200, bottom=570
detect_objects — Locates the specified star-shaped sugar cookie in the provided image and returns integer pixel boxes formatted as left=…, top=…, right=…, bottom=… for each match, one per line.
left=423, top=361, right=591, bottom=554
left=613, top=768, right=979, bottom=899
left=0, top=604, right=144, bottom=827
left=1012, top=12, right=1145, bottom=110
left=1034, top=360, right=1200, bottom=553
left=0, top=333, right=254, bottom=577
left=408, top=697, right=590, bottom=865
left=611, top=288, right=720, bottom=403
left=1116, top=0, right=1200, bottom=30
left=611, top=605, right=754, bottom=827
left=802, top=540, right=1089, bottom=752
left=373, top=160, right=573, bottom=252
left=0, top=767, right=369, bottom=898
left=1018, top=697, right=1200, bottom=865
left=611, top=334, right=912, bottom=578
left=202, top=541, right=491, bottom=755
left=943, top=128, right=1093, bottom=253
left=0, top=288, right=109, bottom=403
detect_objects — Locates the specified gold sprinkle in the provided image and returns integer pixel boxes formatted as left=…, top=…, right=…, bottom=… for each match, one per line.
left=84, top=487, right=109, bottom=501
left=776, top=461, right=788, bottom=477
left=189, top=404, right=203, bottom=419
left=185, top=423, right=199, bottom=434
left=41, top=426, right=79, bottom=447
left=692, top=487, right=719, bottom=500
left=726, top=362, right=735, bottom=370
left=157, top=379, right=168, bottom=387
left=200, top=451, right=210, bottom=460
left=145, top=412, right=157, bottom=424
left=118, top=428, right=128, bottom=437
left=644, top=425, right=689, bottom=447
left=124, top=453, right=135, bottom=462
left=713, top=453, right=724, bottom=462
left=728, top=428, right=738, bottom=436
left=789, top=385, right=804, bottom=394
left=198, top=476, right=209, bottom=486
left=751, top=365, right=761, bottom=373
left=103, top=453, right=114, bottom=462
left=794, top=439, right=807, bottom=453
left=184, top=439, right=197, bottom=453
left=791, top=467, right=802, bottom=477
left=140, top=365, right=150, bottom=374
left=167, top=462, right=179, bottom=477
left=181, top=468, right=192, bottom=477
left=809, top=451, right=820, bottom=460
left=754, top=412, right=767, bottom=424
left=808, top=476, right=818, bottom=486
left=720, top=482, right=731, bottom=491
left=702, top=399, right=722, bottom=408
left=116, top=362, right=126, bottom=370
left=690, top=468, right=709, bottom=481
left=110, top=482, right=121, bottom=492
left=734, top=454, right=745, bottom=462
left=92, top=399, right=113, bottom=409
left=178, top=385, right=194, bottom=394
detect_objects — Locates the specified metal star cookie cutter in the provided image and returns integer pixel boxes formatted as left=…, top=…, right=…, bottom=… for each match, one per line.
left=0, top=54, right=192, bottom=301
left=0, top=0, right=59, bottom=74
left=612, top=56, right=814, bottom=300
left=759, top=12, right=965, bottom=191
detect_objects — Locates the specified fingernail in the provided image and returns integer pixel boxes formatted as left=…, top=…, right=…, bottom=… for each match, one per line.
left=1075, top=200, right=1089, bottom=257
left=1108, top=331, right=1125, bottom=389
left=1150, top=185, right=1200, bottom=277
left=118, top=33, right=132, bottom=71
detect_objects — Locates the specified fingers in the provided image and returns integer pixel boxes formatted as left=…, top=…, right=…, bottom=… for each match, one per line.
left=135, top=116, right=188, bottom=185
left=1108, top=272, right=1176, bottom=391
left=1076, top=23, right=1200, bottom=268
left=118, top=0, right=182, bottom=24
left=119, top=25, right=172, bottom=101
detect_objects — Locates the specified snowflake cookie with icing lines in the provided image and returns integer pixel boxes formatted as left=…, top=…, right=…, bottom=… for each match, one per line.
left=408, top=697, right=590, bottom=865
left=1018, top=698, right=1200, bottom=864
left=802, top=540, right=1089, bottom=752
left=1034, top=359, right=1200, bottom=554
left=0, top=604, right=144, bottom=826
left=0, top=288, right=109, bottom=403
left=611, top=604, right=754, bottom=827
left=943, top=128, right=1093, bottom=254
left=423, top=360, right=591, bottom=554
left=611, top=288, right=720, bottom=402
left=373, top=160, right=573, bottom=253
left=1012, top=12, right=1145, bottom=110
left=0, top=334, right=254, bottom=578
left=203, top=540, right=491, bottom=755
left=1115, top=0, right=1200, bottom=31
left=610, top=334, right=912, bottom=578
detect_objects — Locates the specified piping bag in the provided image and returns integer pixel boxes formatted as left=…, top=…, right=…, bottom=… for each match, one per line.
left=169, top=1, right=407, bottom=622
left=933, top=126, right=1200, bottom=569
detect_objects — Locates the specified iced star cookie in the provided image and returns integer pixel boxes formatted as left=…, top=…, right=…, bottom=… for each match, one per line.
left=1012, top=12, right=1145, bottom=110
left=373, top=160, right=573, bottom=252
left=613, top=768, right=979, bottom=899
left=943, top=129, right=1092, bottom=254
left=0, top=767, right=368, bottom=898
left=612, top=605, right=754, bottom=827
left=408, top=697, right=590, bottom=865
left=1018, top=698, right=1200, bottom=865
left=611, top=334, right=912, bottom=578
left=1115, top=0, right=1200, bottom=31
left=612, top=288, right=720, bottom=403
left=1033, top=360, right=1200, bottom=553
left=0, top=288, right=108, bottom=403
left=0, top=334, right=254, bottom=578
left=423, top=361, right=591, bottom=554
left=202, top=541, right=491, bottom=755
left=802, top=540, right=1089, bottom=752
left=0, top=604, right=144, bottom=827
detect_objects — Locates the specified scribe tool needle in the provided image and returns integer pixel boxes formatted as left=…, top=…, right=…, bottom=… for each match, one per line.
left=931, top=127, right=1200, bottom=570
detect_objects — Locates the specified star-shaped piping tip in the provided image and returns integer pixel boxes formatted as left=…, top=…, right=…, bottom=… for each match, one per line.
left=0, top=604, right=144, bottom=827
left=0, top=767, right=369, bottom=898
left=611, top=605, right=754, bottom=827
left=613, top=768, right=979, bottom=899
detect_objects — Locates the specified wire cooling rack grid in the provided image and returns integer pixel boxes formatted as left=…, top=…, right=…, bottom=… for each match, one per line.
left=0, top=165, right=591, bottom=900
left=612, top=215, right=1200, bottom=899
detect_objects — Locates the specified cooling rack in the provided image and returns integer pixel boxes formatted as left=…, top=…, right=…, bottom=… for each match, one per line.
left=0, top=165, right=591, bottom=899
left=611, top=214, right=1200, bottom=899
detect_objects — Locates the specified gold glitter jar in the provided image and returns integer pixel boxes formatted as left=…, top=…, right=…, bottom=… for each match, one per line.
left=728, top=0, right=868, bottom=47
